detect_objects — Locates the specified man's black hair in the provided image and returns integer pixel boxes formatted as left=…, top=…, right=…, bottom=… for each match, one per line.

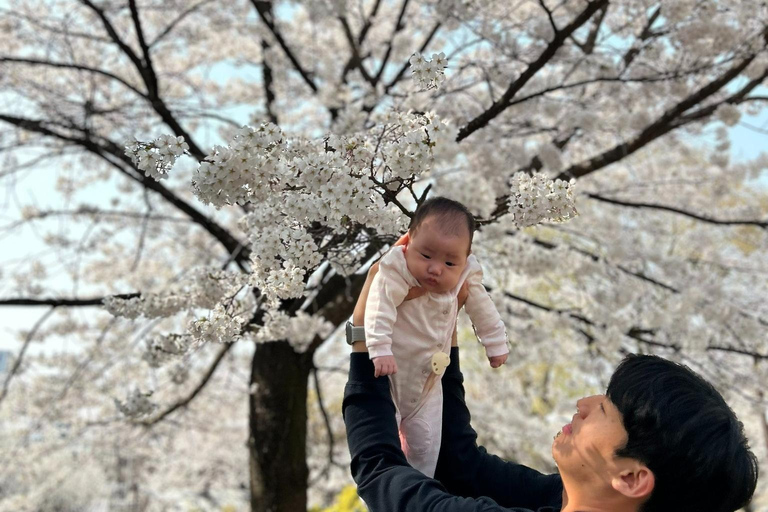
left=408, top=197, right=476, bottom=249
left=607, top=354, right=758, bottom=512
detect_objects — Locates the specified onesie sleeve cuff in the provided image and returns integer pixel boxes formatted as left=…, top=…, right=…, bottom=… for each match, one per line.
left=368, top=345, right=394, bottom=359
left=484, top=342, right=510, bottom=358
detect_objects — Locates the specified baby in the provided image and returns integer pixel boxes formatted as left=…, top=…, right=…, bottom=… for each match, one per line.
left=364, top=197, right=509, bottom=477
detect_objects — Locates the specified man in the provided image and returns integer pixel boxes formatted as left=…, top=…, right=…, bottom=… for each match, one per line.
left=343, top=264, right=758, bottom=512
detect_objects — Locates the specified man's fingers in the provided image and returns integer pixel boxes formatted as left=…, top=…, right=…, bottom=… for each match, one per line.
left=404, top=286, right=427, bottom=301
left=457, top=282, right=469, bottom=309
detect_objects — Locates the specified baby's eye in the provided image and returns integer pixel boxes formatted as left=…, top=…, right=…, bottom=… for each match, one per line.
left=445, top=261, right=455, bottom=267
left=420, top=253, right=431, bottom=259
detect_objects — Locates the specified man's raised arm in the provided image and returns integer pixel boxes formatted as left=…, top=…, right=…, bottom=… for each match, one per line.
left=435, top=348, right=563, bottom=510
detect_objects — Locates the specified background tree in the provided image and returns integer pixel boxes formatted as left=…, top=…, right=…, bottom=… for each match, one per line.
left=1, top=0, right=767, bottom=511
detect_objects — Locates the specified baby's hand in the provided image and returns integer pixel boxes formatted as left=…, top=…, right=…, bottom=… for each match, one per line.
left=489, top=354, right=508, bottom=369
left=373, top=355, right=398, bottom=377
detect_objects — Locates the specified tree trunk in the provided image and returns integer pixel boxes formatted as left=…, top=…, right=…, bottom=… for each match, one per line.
left=246, top=269, right=368, bottom=511
left=249, top=341, right=312, bottom=512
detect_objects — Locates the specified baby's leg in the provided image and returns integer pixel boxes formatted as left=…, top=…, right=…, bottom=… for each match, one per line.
left=399, top=383, right=443, bottom=477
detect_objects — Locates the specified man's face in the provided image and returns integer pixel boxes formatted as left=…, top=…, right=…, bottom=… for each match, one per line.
left=404, top=217, right=470, bottom=294
left=552, top=394, right=630, bottom=484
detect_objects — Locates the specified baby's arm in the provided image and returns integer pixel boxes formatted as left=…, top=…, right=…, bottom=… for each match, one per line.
left=462, top=268, right=509, bottom=368
left=364, top=250, right=412, bottom=377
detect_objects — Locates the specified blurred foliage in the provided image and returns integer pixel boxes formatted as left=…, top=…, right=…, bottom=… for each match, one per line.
left=310, top=485, right=366, bottom=512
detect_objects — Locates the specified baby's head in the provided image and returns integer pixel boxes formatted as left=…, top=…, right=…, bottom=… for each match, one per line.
left=404, top=197, right=476, bottom=294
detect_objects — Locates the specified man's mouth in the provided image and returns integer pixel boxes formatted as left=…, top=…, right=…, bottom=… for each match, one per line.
left=554, top=423, right=572, bottom=440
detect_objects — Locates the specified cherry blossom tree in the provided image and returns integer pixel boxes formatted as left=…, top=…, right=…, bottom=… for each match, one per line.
left=1, top=0, right=767, bottom=510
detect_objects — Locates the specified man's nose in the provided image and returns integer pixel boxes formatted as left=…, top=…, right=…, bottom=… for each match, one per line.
left=575, top=395, right=599, bottom=417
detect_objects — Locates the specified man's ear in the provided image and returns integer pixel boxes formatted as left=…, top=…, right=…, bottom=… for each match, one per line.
left=611, top=465, right=654, bottom=500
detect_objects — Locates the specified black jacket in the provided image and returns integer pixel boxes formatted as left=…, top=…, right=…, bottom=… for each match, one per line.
left=343, top=348, right=563, bottom=511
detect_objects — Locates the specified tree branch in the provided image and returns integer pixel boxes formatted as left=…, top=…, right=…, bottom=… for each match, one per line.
left=0, top=307, right=56, bottom=407
left=0, top=57, right=146, bottom=97
left=311, top=366, right=335, bottom=473
left=249, top=0, right=318, bottom=93
left=261, top=39, right=278, bottom=125
left=554, top=35, right=767, bottom=182
left=0, top=113, right=249, bottom=263
left=586, top=193, right=768, bottom=230
left=78, top=0, right=206, bottom=160
left=672, top=67, right=768, bottom=127
left=0, top=294, right=138, bottom=307
left=140, top=342, right=235, bottom=425
left=622, top=5, right=662, bottom=70
left=149, top=0, right=214, bottom=48
left=571, top=3, right=607, bottom=55
left=373, top=0, right=411, bottom=84
left=128, top=0, right=156, bottom=92
left=537, top=0, right=559, bottom=37
left=519, top=231, right=680, bottom=294
left=338, top=15, right=376, bottom=87
left=502, top=292, right=768, bottom=360
left=357, top=0, right=383, bottom=45
left=456, top=0, right=608, bottom=142
left=358, top=19, right=442, bottom=114
left=78, top=0, right=144, bottom=71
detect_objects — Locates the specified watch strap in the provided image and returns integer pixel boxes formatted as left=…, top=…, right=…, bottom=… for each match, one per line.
left=345, top=321, right=366, bottom=345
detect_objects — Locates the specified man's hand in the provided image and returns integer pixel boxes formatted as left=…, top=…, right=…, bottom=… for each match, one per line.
left=489, top=354, right=508, bottom=369
left=373, top=355, right=398, bottom=377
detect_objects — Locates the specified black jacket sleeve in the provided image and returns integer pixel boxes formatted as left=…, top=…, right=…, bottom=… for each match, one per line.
left=435, top=348, right=563, bottom=510
left=343, top=352, right=541, bottom=512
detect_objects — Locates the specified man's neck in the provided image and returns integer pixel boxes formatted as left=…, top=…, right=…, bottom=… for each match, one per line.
left=560, top=481, right=639, bottom=512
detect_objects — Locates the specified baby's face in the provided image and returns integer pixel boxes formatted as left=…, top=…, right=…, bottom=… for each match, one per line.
left=404, top=217, right=470, bottom=294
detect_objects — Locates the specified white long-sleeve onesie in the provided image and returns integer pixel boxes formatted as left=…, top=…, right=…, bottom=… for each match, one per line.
left=364, top=246, right=508, bottom=477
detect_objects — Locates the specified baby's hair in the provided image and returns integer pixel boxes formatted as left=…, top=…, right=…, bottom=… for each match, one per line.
left=408, top=197, right=476, bottom=249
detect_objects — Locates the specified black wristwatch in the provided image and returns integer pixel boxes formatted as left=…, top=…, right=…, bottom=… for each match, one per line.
left=345, top=321, right=366, bottom=345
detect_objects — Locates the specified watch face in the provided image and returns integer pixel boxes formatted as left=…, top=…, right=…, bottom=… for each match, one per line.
left=346, top=322, right=354, bottom=345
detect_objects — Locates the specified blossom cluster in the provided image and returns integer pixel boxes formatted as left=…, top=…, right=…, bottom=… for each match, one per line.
left=183, top=115, right=451, bottom=301
left=410, top=52, right=447, bottom=90
left=507, top=172, right=577, bottom=227
left=188, top=304, right=246, bottom=344
left=103, top=294, right=186, bottom=319
left=103, top=268, right=247, bottom=319
left=124, top=135, right=188, bottom=181
left=249, top=261, right=308, bottom=301
left=114, top=389, right=157, bottom=418
left=381, top=114, right=458, bottom=180
left=191, top=123, right=284, bottom=207
left=254, top=310, right=334, bottom=353
left=142, top=334, right=193, bottom=368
